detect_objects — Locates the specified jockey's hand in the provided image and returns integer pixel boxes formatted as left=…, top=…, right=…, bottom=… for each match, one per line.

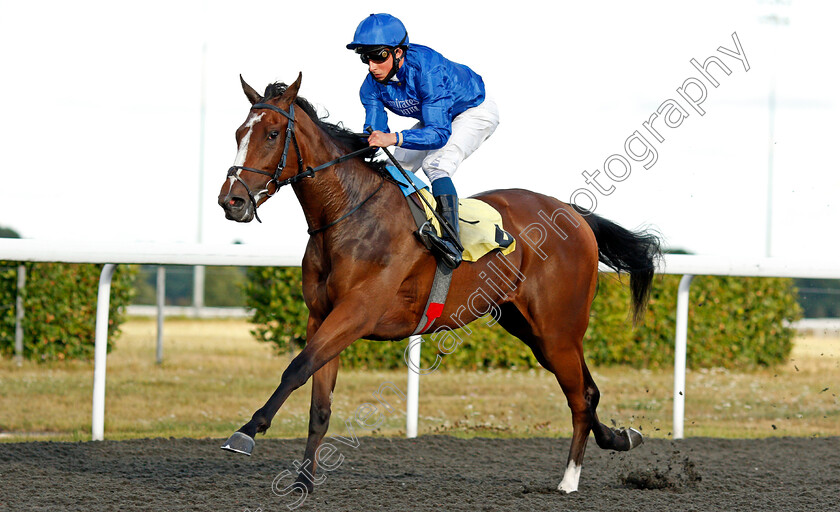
left=368, top=130, right=398, bottom=148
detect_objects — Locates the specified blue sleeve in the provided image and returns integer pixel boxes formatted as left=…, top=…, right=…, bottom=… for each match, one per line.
left=360, top=80, right=390, bottom=133
left=400, top=67, right=452, bottom=150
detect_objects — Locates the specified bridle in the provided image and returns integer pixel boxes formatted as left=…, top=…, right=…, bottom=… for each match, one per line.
left=226, top=101, right=381, bottom=230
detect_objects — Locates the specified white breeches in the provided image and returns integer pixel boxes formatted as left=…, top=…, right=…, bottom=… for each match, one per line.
left=392, top=96, right=500, bottom=183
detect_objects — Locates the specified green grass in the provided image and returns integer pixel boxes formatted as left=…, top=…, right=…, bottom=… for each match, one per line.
left=1, top=318, right=838, bottom=442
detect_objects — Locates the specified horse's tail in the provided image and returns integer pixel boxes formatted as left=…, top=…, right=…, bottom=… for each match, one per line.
left=578, top=209, right=661, bottom=324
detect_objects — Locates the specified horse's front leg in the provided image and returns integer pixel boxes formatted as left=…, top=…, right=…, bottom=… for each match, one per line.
left=293, top=356, right=339, bottom=492
left=287, top=315, right=339, bottom=492
left=221, top=299, right=377, bottom=455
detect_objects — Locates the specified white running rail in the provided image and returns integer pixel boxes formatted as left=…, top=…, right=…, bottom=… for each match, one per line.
left=3, top=239, right=840, bottom=441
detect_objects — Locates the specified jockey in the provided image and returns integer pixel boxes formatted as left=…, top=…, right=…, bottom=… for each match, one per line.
left=347, top=13, right=500, bottom=269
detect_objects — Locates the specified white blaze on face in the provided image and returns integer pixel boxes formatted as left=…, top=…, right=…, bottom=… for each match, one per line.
left=228, top=112, right=266, bottom=189
left=558, top=460, right=582, bottom=493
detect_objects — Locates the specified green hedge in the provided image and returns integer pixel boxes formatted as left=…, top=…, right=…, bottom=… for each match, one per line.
left=133, top=265, right=248, bottom=307
left=244, top=267, right=801, bottom=370
left=244, top=266, right=308, bottom=354
left=584, top=274, right=801, bottom=368
left=0, top=262, right=136, bottom=361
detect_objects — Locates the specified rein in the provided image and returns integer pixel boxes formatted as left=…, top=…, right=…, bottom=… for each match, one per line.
left=227, top=102, right=380, bottom=229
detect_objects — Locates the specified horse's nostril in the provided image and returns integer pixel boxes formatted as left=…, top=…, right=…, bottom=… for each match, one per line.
left=226, top=197, right=246, bottom=209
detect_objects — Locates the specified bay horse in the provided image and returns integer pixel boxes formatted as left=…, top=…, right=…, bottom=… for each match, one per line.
left=217, top=73, right=660, bottom=494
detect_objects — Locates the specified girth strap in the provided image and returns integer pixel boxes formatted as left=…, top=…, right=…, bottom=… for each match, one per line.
left=406, top=197, right=455, bottom=334
left=412, top=260, right=454, bottom=335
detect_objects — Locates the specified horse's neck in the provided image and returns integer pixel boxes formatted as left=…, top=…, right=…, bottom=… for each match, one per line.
left=292, top=124, right=383, bottom=234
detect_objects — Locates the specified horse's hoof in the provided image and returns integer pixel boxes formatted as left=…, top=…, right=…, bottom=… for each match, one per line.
left=221, top=431, right=255, bottom=455
left=623, top=427, right=644, bottom=450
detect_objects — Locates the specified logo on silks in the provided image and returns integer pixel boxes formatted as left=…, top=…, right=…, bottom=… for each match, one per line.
left=385, top=97, right=420, bottom=115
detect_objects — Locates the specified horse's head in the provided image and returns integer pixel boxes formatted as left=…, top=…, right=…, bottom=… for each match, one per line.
left=218, top=73, right=304, bottom=223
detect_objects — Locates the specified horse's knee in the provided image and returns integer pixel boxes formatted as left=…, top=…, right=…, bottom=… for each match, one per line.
left=308, top=403, right=332, bottom=436
left=282, top=357, right=314, bottom=390
left=313, top=403, right=331, bottom=424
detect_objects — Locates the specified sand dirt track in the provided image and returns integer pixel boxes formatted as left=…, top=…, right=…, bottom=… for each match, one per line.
left=2, top=435, right=838, bottom=511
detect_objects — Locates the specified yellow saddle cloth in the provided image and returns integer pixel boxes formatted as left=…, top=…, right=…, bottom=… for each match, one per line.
left=417, top=190, right=516, bottom=262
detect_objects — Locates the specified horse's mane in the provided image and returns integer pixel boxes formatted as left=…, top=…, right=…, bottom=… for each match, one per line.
left=262, top=82, right=387, bottom=175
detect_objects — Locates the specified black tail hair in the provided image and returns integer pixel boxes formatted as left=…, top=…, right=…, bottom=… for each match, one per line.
left=578, top=208, right=661, bottom=324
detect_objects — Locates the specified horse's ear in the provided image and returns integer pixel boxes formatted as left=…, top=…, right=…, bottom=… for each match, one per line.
left=282, top=72, right=303, bottom=102
left=240, top=75, right=261, bottom=105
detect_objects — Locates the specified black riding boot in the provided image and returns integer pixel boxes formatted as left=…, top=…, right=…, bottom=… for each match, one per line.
left=436, top=194, right=462, bottom=269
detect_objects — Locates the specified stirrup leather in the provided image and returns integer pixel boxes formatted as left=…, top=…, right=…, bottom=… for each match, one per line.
left=436, top=194, right=462, bottom=269
left=415, top=221, right=461, bottom=270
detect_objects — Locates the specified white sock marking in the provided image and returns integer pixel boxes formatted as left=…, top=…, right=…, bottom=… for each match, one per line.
left=558, top=460, right=582, bottom=493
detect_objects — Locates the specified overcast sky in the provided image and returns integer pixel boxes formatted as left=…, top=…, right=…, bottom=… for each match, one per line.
left=1, top=0, right=836, bottom=259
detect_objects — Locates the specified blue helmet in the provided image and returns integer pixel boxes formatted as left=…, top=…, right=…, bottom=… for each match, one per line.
left=346, top=13, right=409, bottom=50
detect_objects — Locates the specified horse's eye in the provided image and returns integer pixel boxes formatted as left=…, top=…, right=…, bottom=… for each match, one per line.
left=268, top=131, right=279, bottom=141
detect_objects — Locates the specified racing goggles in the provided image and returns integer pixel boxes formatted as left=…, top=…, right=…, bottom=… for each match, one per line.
left=359, top=47, right=392, bottom=64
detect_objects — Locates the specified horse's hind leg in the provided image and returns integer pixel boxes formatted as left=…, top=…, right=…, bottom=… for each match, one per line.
left=535, top=339, right=643, bottom=492
left=500, top=310, right=641, bottom=492
left=582, top=362, right=643, bottom=452
left=295, top=357, right=339, bottom=492
left=498, top=306, right=593, bottom=493
left=544, top=342, right=595, bottom=493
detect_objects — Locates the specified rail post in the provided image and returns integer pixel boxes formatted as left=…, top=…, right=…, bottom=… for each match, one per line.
left=92, top=264, right=116, bottom=441
left=673, top=274, right=694, bottom=439
left=14, top=264, right=25, bottom=365
left=406, top=335, right=421, bottom=438
left=156, top=266, right=165, bottom=364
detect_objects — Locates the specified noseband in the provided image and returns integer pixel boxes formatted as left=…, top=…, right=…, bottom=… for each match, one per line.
left=226, top=101, right=380, bottom=227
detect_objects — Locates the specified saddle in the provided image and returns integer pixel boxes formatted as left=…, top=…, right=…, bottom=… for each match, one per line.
left=385, top=165, right=516, bottom=262
left=384, top=165, right=516, bottom=334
